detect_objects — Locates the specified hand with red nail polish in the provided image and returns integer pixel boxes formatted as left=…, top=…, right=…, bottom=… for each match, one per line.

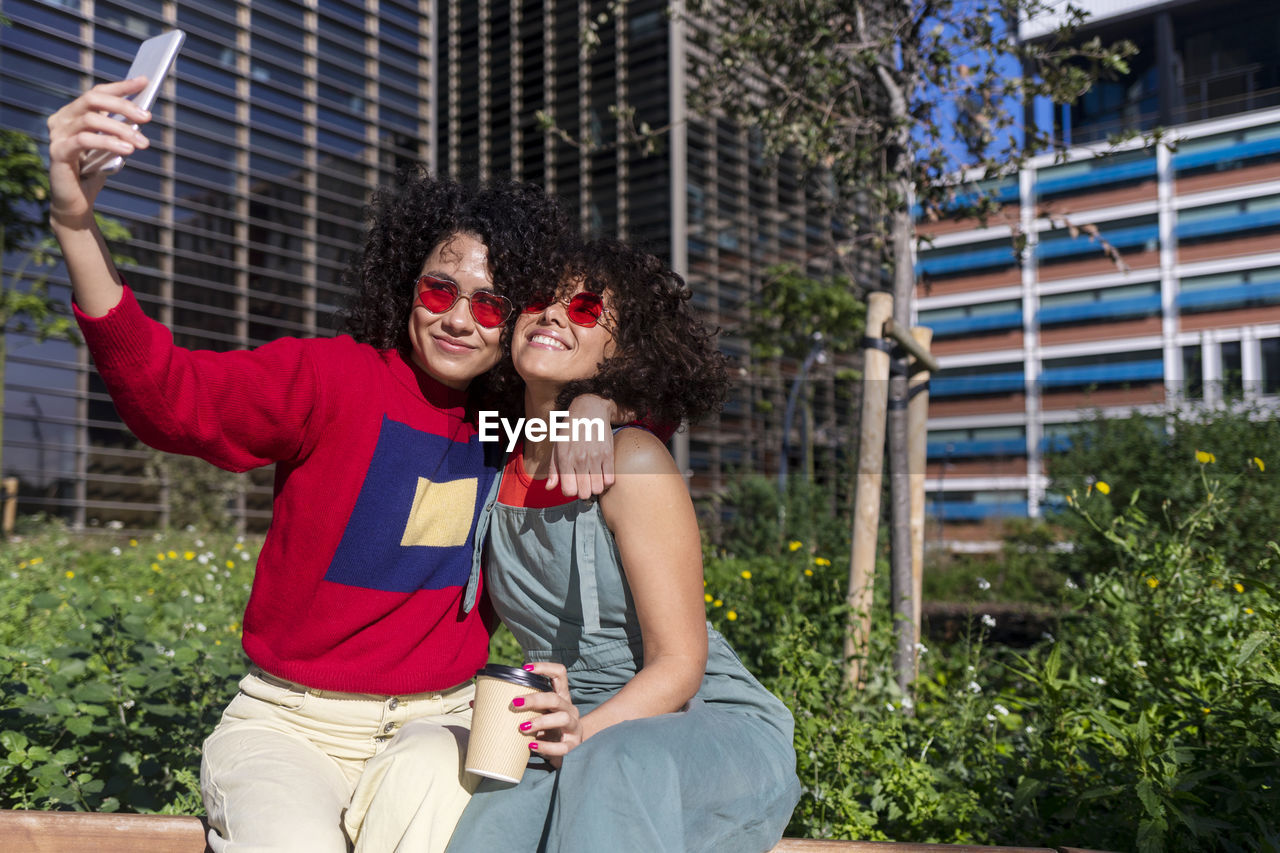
left=515, top=661, right=582, bottom=768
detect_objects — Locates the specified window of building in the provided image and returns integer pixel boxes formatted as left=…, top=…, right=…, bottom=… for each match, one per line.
left=1261, top=338, right=1280, bottom=396
left=1181, top=344, right=1204, bottom=400
left=1220, top=340, right=1244, bottom=398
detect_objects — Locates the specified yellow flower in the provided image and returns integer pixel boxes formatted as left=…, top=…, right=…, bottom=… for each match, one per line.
left=1146, top=577, right=1159, bottom=589
left=1253, top=457, right=1265, bottom=472
left=151, top=563, right=162, bottom=573
left=146, top=588, right=154, bottom=596
left=804, top=568, right=814, bottom=577
left=29, top=557, right=42, bottom=565
left=815, top=557, right=831, bottom=567
left=226, top=560, right=235, bottom=569
left=18, top=561, right=27, bottom=569
left=713, top=599, right=723, bottom=608
left=1195, top=450, right=1215, bottom=464
left=740, top=570, right=752, bottom=580
left=184, top=550, right=195, bottom=561
left=704, top=593, right=713, bottom=603
left=156, top=553, right=165, bottom=560
left=215, top=639, right=222, bottom=646
left=1245, top=607, right=1254, bottom=615
left=788, top=541, right=802, bottom=552
left=726, top=611, right=738, bottom=621
left=1095, top=481, right=1111, bottom=495
left=128, top=539, right=138, bottom=547
left=64, top=571, right=75, bottom=579
left=167, top=550, right=177, bottom=559
left=1065, top=494, right=1075, bottom=506
left=1202, top=707, right=1211, bottom=714
left=1234, top=582, right=1244, bottom=593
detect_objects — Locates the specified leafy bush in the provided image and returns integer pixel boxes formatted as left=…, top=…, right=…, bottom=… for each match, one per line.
left=704, top=456, right=1277, bottom=851
left=0, top=523, right=255, bottom=812
left=1048, top=402, right=1280, bottom=571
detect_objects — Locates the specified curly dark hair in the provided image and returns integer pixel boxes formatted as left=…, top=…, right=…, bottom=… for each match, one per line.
left=546, top=238, right=731, bottom=426
left=337, top=169, right=573, bottom=408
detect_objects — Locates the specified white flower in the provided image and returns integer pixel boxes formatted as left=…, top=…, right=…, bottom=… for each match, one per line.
left=185, top=524, right=196, bottom=533
left=106, top=520, right=123, bottom=530
left=8, top=572, right=16, bottom=580
left=236, top=535, right=245, bottom=544
left=196, top=623, right=207, bottom=632
left=180, top=589, right=189, bottom=597
left=901, top=696, right=915, bottom=711
left=967, top=681, right=982, bottom=694
left=134, top=596, right=142, bottom=603
left=994, top=703, right=1009, bottom=716
left=977, top=577, right=991, bottom=591
left=1025, top=726, right=1036, bottom=735
left=196, top=539, right=204, bottom=548
left=967, top=665, right=976, bottom=673
left=981, top=614, right=997, bottom=628
left=885, top=702, right=895, bottom=711
left=1041, top=631, right=1056, bottom=642
left=914, top=643, right=929, bottom=655
left=1064, top=579, right=1078, bottom=590
left=198, top=554, right=209, bottom=565
left=1090, top=676, right=1106, bottom=685
left=110, top=547, right=121, bottom=556
left=986, top=713, right=996, bottom=722
left=1134, top=660, right=1147, bottom=667
left=122, top=699, right=135, bottom=710
left=194, top=594, right=205, bottom=604
left=240, top=551, right=251, bottom=561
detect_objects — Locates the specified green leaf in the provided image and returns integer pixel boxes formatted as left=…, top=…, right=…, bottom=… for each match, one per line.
left=0, top=731, right=29, bottom=753
left=65, top=716, right=93, bottom=737
left=1234, top=630, right=1270, bottom=668
left=1136, top=778, right=1164, bottom=819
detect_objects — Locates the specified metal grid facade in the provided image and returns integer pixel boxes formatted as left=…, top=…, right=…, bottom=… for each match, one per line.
left=1, top=0, right=432, bottom=529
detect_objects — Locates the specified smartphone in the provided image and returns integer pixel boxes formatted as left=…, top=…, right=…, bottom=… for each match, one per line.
left=80, top=29, right=186, bottom=177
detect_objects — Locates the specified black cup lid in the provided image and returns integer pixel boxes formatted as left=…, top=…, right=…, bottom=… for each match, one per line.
left=475, top=663, right=553, bottom=692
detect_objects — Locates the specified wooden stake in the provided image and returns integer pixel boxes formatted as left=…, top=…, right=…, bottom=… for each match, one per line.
left=845, top=292, right=893, bottom=686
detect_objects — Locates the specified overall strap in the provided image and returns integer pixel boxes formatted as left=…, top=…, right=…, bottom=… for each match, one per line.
left=573, top=500, right=603, bottom=633
left=463, top=456, right=505, bottom=614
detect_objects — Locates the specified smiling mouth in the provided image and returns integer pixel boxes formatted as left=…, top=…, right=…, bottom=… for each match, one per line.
left=433, top=335, right=475, bottom=352
left=529, top=333, right=568, bottom=350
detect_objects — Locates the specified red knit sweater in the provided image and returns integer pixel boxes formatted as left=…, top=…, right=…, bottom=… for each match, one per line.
left=76, top=286, right=496, bottom=694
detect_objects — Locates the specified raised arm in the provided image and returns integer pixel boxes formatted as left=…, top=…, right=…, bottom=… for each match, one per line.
left=46, top=78, right=152, bottom=316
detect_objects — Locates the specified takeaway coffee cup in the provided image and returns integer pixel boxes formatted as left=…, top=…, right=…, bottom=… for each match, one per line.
left=465, top=663, right=554, bottom=783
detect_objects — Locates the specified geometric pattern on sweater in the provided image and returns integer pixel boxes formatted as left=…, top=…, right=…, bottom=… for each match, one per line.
left=324, top=415, right=489, bottom=593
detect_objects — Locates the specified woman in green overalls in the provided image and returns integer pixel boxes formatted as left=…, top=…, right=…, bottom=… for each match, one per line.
left=446, top=238, right=800, bottom=852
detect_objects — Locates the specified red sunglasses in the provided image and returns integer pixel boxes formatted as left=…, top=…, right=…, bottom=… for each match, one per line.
left=522, top=291, right=613, bottom=328
left=415, top=275, right=513, bottom=329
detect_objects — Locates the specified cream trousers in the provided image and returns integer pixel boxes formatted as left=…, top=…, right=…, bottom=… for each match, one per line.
left=200, top=669, right=476, bottom=853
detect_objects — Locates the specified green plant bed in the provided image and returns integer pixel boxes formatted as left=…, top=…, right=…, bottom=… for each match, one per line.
left=0, top=522, right=257, bottom=813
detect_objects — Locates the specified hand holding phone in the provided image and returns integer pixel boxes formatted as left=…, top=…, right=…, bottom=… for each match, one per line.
left=79, top=29, right=185, bottom=177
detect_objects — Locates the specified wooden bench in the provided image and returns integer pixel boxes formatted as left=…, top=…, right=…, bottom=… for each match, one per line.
left=0, top=810, right=1109, bottom=852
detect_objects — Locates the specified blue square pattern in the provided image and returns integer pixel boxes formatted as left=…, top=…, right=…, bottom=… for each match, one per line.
left=324, top=415, right=497, bottom=593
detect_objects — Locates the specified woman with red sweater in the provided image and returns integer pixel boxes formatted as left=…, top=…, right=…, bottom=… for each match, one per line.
left=46, top=79, right=615, bottom=853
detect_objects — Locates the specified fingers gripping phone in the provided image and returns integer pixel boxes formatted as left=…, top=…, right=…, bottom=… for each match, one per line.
left=79, top=29, right=186, bottom=177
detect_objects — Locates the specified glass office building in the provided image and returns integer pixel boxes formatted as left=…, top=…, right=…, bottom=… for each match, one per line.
left=1, top=0, right=861, bottom=529
left=919, top=0, right=1280, bottom=541
left=1, top=0, right=432, bottom=529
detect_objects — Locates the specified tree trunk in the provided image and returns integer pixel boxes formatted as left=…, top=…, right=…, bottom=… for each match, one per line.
left=887, top=183, right=916, bottom=699
left=845, top=291, right=892, bottom=686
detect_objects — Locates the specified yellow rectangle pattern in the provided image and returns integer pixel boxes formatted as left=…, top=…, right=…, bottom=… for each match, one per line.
left=400, top=476, right=478, bottom=548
